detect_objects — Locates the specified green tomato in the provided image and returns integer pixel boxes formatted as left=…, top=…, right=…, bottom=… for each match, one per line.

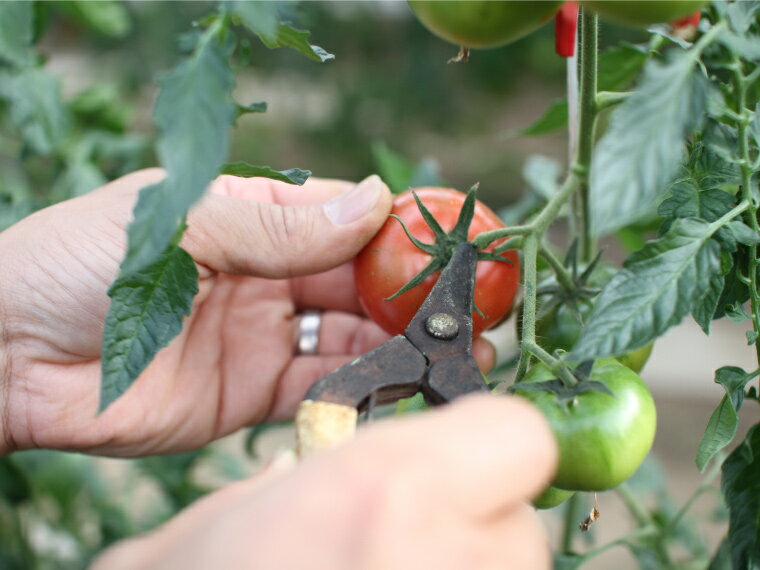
left=532, top=486, right=575, bottom=510
left=513, top=358, right=657, bottom=492
left=525, top=264, right=654, bottom=373
left=581, top=1, right=706, bottom=27
left=407, top=1, right=563, bottom=49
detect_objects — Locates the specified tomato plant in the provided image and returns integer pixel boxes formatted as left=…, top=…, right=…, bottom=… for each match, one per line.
left=528, top=264, right=654, bottom=373
left=354, top=187, right=520, bottom=337
left=581, top=0, right=706, bottom=27
left=533, top=485, right=575, bottom=510
left=512, top=358, right=657, bottom=492
left=407, top=0, right=563, bottom=49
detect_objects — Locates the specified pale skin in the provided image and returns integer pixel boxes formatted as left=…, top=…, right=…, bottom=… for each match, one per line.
left=0, top=170, right=557, bottom=569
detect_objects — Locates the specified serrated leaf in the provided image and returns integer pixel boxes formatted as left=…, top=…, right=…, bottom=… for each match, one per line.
left=718, top=29, right=760, bottom=62
left=0, top=67, right=69, bottom=154
left=589, top=49, right=711, bottom=237
left=571, top=219, right=721, bottom=360
left=691, top=268, right=725, bottom=334
left=697, top=367, right=750, bottom=471
left=0, top=1, right=34, bottom=68
left=511, top=99, right=568, bottom=137
left=100, top=245, right=198, bottom=410
left=728, top=221, right=760, bottom=246
left=232, top=2, right=334, bottom=63
left=120, top=34, right=235, bottom=275
left=748, top=330, right=759, bottom=345
left=227, top=0, right=279, bottom=41
left=725, top=0, right=760, bottom=34
left=721, top=424, right=760, bottom=570
left=696, top=396, right=738, bottom=472
left=220, top=162, right=310, bottom=185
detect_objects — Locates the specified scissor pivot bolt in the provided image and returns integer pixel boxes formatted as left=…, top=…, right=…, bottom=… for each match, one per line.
left=426, top=313, right=459, bottom=340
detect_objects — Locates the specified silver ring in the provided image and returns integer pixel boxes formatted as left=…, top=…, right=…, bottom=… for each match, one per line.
left=296, top=311, right=322, bottom=356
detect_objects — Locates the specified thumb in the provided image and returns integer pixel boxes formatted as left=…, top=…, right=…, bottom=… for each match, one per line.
left=184, top=175, right=392, bottom=278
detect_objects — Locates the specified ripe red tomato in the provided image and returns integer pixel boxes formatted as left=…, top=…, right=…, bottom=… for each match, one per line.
left=354, top=188, right=520, bottom=337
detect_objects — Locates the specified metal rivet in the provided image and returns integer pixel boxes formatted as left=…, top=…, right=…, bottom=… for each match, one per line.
left=426, top=313, right=459, bottom=340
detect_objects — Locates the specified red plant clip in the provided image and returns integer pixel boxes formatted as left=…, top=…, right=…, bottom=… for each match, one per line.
left=555, top=2, right=579, bottom=58
left=671, top=10, right=700, bottom=30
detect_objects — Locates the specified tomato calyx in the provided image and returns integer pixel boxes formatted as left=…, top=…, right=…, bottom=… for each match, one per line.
left=509, top=359, right=614, bottom=411
left=536, top=242, right=604, bottom=328
left=385, top=184, right=513, bottom=301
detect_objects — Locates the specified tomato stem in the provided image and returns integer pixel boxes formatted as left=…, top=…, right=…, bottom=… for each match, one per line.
left=574, top=7, right=599, bottom=265
left=729, top=54, right=760, bottom=370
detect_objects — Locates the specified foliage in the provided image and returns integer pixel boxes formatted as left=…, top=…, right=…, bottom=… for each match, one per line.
left=1, top=1, right=760, bottom=568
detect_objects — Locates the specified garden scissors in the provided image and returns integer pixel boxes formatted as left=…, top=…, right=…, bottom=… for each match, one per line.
left=296, top=242, right=488, bottom=455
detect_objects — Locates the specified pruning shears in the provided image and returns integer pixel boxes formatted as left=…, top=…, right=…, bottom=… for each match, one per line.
left=296, top=242, right=488, bottom=455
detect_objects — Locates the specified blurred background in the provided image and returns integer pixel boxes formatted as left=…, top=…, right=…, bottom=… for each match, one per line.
left=1, top=2, right=757, bottom=568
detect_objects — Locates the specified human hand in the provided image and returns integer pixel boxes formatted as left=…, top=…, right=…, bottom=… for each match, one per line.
left=91, top=394, right=557, bottom=570
left=0, top=170, right=495, bottom=456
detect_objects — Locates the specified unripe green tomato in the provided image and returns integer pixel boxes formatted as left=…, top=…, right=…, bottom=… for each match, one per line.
left=408, top=0, right=563, bottom=49
left=520, top=264, right=655, bottom=374
left=533, top=486, right=575, bottom=510
left=514, top=358, right=657, bottom=491
left=581, top=1, right=706, bottom=27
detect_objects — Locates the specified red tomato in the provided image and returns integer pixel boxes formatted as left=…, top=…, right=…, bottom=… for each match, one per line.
left=354, top=187, right=520, bottom=337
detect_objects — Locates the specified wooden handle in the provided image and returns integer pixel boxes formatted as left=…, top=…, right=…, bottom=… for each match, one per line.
left=295, top=400, right=358, bottom=457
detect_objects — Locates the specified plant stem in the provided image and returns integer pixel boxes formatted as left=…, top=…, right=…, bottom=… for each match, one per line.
left=539, top=244, right=576, bottom=291
left=561, top=492, right=585, bottom=553
left=730, top=57, right=760, bottom=367
left=515, top=234, right=539, bottom=382
left=575, top=7, right=599, bottom=264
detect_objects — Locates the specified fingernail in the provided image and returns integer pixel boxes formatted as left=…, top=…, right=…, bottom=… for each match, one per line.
left=323, top=175, right=385, bottom=225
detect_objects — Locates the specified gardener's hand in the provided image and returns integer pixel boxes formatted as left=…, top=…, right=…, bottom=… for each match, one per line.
left=92, top=394, right=557, bottom=570
left=0, top=169, right=496, bottom=456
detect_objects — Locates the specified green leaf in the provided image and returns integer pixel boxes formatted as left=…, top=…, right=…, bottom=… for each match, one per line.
left=227, top=0, right=279, bottom=41
left=120, top=33, right=235, bottom=275
left=100, top=245, right=198, bottom=411
left=0, top=67, right=69, bottom=154
left=721, top=424, right=760, bottom=570
left=719, top=31, right=760, bottom=62
left=598, top=43, right=649, bottom=91
left=231, top=2, right=334, bottom=63
left=571, top=219, right=721, bottom=360
left=371, top=142, right=415, bottom=194
left=236, top=100, right=267, bottom=119
left=0, top=456, right=31, bottom=505
left=59, top=0, right=132, bottom=38
left=589, top=49, right=711, bottom=237
left=219, top=162, right=310, bottom=185
left=696, top=396, right=738, bottom=472
left=691, top=268, right=725, bottom=334
left=511, top=98, right=568, bottom=137
left=0, top=1, right=35, bottom=68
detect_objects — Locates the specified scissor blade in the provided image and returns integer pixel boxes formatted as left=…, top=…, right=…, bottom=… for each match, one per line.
left=302, top=336, right=427, bottom=410
left=405, top=242, right=477, bottom=361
